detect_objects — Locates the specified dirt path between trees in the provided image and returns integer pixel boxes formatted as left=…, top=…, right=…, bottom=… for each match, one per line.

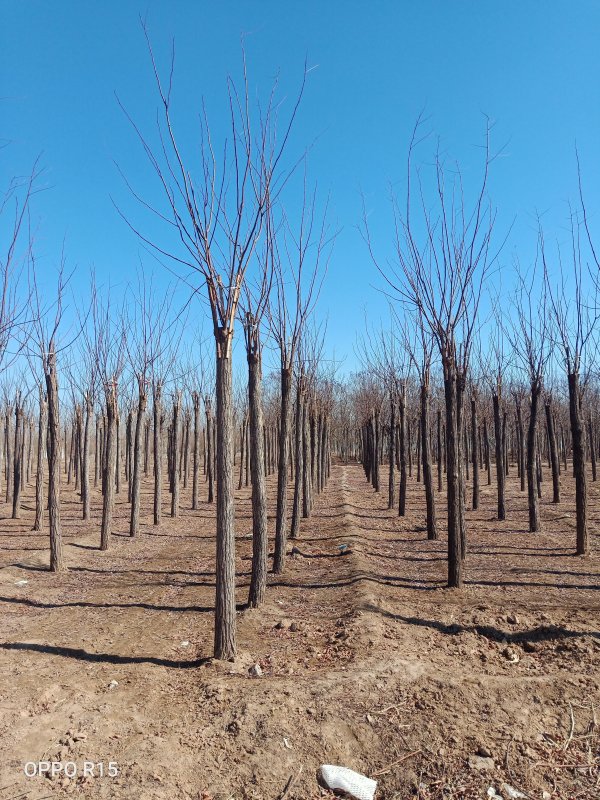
left=0, top=463, right=599, bottom=799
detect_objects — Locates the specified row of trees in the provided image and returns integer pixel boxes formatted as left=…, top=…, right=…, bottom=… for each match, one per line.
left=358, top=118, right=598, bottom=588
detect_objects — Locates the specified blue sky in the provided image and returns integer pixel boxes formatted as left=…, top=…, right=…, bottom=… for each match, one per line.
left=2, top=1, right=600, bottom=376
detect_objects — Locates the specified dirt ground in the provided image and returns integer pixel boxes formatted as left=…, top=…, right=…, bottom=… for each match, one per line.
left=0, top=459, right=598, bottom=800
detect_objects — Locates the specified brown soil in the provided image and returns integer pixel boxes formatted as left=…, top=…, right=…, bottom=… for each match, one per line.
left=0, top=461, right=599, bottom=800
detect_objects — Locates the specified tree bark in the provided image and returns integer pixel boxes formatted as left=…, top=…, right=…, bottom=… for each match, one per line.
left=247, top=349, right=268, bottom=608
left=273, top=366, right=293, bottom=574
left=471, top=393, right=479, bottom=510
left=130, top=377, right=147, bottom=536
left=568, top=371, right=587, bottom=554
left=45, top=346, right=65, bottom=571
left=527, top=381, right=541, bottom=533
left=214, top=332, right=236, bottom=661
left=493, top=390, right=506, bottom=520
left=33, top=389, right=47, bottom=532
left=290, top=381, right=304, bottom=539
left=81, top=395, right=92, bottom=519
left=421, top=380, right=437, bottom=540
left=171, top=394, right=180, bottom=518
left=12, top=401, right=23, bottom=519
left=545, top=398, right=560, bottom=503
left=192, top=391, right=200, bottom=510
left=153, top=382, right=163, bottom=525
left=100, top=385, right=118, bottom=551
left=444, top=362, right=462, bottom=588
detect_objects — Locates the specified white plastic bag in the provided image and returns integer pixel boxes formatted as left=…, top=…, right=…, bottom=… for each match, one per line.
left=318, top=764, right=377, bottom=800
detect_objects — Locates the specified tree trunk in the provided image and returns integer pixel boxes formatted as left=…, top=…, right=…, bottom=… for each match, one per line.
left=471, top=393, right=479, bottom=510
left=247, top=349, right=268, bottom=608
left=130, top=377, right=147, bottom=536
left=493, top=391, right=505, bottom=520
left=214, top=332, right=236, bottom=661
left=444, top=362, right=462, bottom=588
left=273, top=366, right=292, bottom=574
left=206, top=400, right=214, bottom=503
left=588, top=413, right=596, bottom=482
left=171, top=394, right=180, bottom=518
left=153, top=382, right=163, bottom=525
left=12, top=401, right=23, bottom=519
left=290, top=381, right=304, bottom=539
left=421, top=380, right=437, bottom=540
left=545, top=399, right=560, bottom=503
left=192, top=391, right=200, bottom=510
left=388, top=394, right=396, bottom=509
left=100, top=385, right=118, bottom=551
left=33, top=389, right=47, bottom=532
left=398, top=389, right=407, bottom=516
left=45, top=346, right=65, bottom=571
left=527, top=381, right=541, bottom=533
left=568, top=371, right=587, bottom=554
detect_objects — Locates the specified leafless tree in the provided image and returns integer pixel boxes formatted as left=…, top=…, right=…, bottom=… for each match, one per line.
left=363, top=116, right=499, bottom=587
left=118, top=28, right=308, bottom=658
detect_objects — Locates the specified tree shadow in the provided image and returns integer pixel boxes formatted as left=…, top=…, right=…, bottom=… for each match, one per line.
left=0, top=641, right=211, bottom=668
left=363, top=602, right=600, bottom=642
left=0, top=594, right=222, bottom=613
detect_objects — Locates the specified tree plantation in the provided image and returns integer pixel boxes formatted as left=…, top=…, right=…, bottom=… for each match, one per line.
left=1, top=6, right=599, bottom=800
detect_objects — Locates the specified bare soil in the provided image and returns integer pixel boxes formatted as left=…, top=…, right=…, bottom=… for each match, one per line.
left=0, top=461, right=599, bottom=800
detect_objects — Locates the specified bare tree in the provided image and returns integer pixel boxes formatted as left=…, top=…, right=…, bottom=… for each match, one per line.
left=268, top=179, right=330, bottom=574
left=29, top=262, right=72, bottom=572
left=119, top=30, right=307, bottom=658
left=507, top=260, right=551, bottom=533
left=543, top=196, right=599, bottom=554
left=363, top=117, right=499, bottom=587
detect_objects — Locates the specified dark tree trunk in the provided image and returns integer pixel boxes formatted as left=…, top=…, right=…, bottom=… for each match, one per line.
left=588, top=413, right=597, bottom=483
left=45, top=346, right=65, bottom=571
left=302, top=398, right=311, bottom=518
left=568, top=371, right=587, bottom=554
left=130, top=377, right=147, bottom=536
left=238, top=418, right=246, bottom=491
left=444, top=362, right=462, bottom=588
left=273, top=366, right=293, bottom=574
left=493, top=391, right=506, bottom=520
left=483, top=416, right=491, bottom=485
left=247, top=349, right=268, bottom=608
left=100, top=385, right=118, bottom=551
left=545, top=398, right=560, bottom=503
left=12, top=401, right=23, bottom=519
left=206, top=401, right=214, bottom=504
left=290, top=381, right=304, bottom=539
left=471, top=393, right=479, bottom=510
left=171, top=394, right=180, bottom=518
left=5, top=410, right=12, bottom=504
left=192, top=391, right=200, bottom=510
left=516, top=400, right=526, bottom=492
left=527, top=381, right=541, bottom=533
left=33, top=389, right=47, bottom=532
left=398, top=388, right=407, bottom=516
left=388, top=394, right=396, bottom=509
left=421, top=381, right=437, bottom=540
left=81, top=395, right=92, bottom=520
left=437, top=407, right=443, bottom=492
left=153, top=382, right=163, bottom=525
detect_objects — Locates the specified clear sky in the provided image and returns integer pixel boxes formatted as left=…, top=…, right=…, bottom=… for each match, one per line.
left=2, top=1, right=600, bottom=375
